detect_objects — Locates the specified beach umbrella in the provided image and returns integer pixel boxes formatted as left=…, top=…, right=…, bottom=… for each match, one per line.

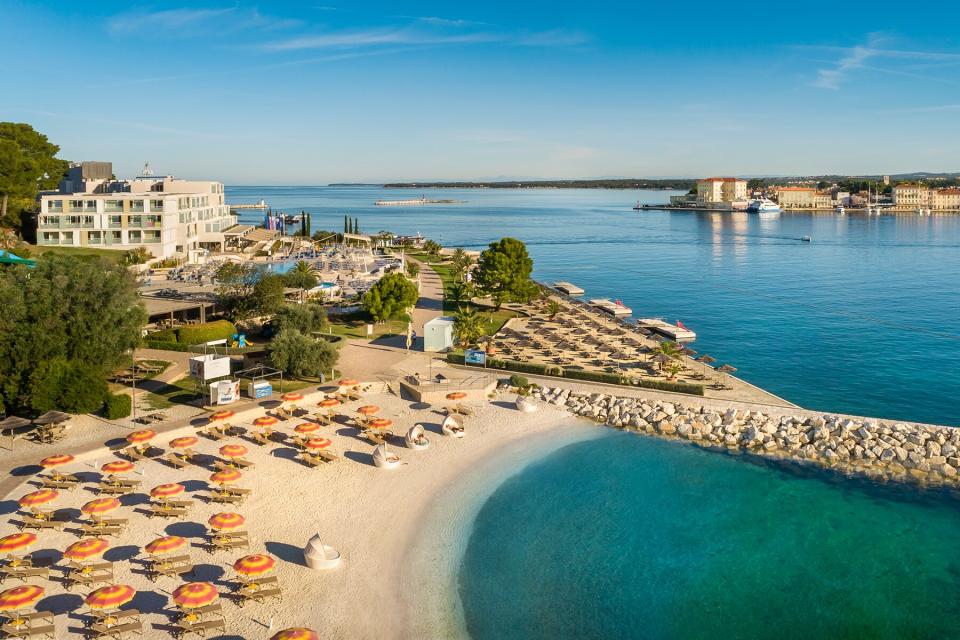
left=169, top=436, right=198, bottom=449
left=209, top=469, right=242, bottom=485
left=0, top=585, right=44, bottom=612
left=253, top=416, right=278, bottom=428
left=126, top=429, right=156, bottom=444
left=357, top=405, right=379, bottom=416
left=271, top=628, right=319, bottom=640
left=367, top=418, right=392, bottom=430
left=304, top=437, right=333, bottom=450
left=337, top=379, right=359, bottom=388
left=0, top=533, right=37, bottom=555
left=698, top=355, right=716, bottom=365
left=445, top=392, right=467, bottom=401
left=40, top=454, right=74, bottom=469
left=233, top=554, right=276, bottom=577
left=85, top=584, right=136, bottom=610
left=64, top=538, right=109, bottom=562
left=717, top=364, right=738, bottom=374
left=82, top=498, right=121, bottom=516
left=281, top=392, right=304, bottom=402
left=145, top=536, right=187, bottom=555
left=294, top=422, right=320, bottom=434
left=150, top=483, right=185, bottom=499
left=101, top=460, right=135, bottom=474
left=172, top=582, right=219, bottom=609
left=18, top=489, right=59, bottom=509
left=210, top=410, right=235, bottom=422
left=208, top=512, right=245, bottom=531
left=219, top=444, right=248, bottom=459
left=318, top=398, right=340, bottom=409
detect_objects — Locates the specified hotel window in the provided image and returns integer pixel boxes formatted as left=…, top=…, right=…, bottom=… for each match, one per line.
left=108, top=215, right=122, bottom=228
left=47, top=200, right=63, bottom=212
left=144, top=230, right=161, bottom=243
left=129, top=199, right=144, bottom=212
left=82, top=215, right=94, bottom=227
left=150, top=199, right=164, bottom=212
left=129, top=215, right=142, bottom=227
left=109, top=230, right=122, bottom=244
left=88, top=231, right=102, bottom=245
left=42, top=232, right=59, bottom=244
left=128, top=230, right=142, bottom=243
left=62, top=231, right=74, bottom=244
left=68, top=200, right=84, bottom=212
left=105, top=199, right=123, bottom=212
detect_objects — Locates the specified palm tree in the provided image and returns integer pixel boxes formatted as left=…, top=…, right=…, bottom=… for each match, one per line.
left=651, top=341, right=683, bottom=373
left=450, top=248, right=472, bottom=281
left=453, top=306, right=486, bottom=348
left=546, top=299, right=561, bottom=319
left=447, top=281, right=473, bottom=306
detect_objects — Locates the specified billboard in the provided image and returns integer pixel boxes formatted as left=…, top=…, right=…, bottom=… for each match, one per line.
left=189, top=354, right=232, bottom=381
left=464, top=349, right=486, bottom=366
left=209, top=380, right=240, bottom=405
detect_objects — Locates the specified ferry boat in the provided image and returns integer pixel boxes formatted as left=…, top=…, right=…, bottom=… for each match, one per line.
left=747, top=198, right=781, bottom=213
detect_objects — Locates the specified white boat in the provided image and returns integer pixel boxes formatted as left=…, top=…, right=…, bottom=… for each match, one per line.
left=836, top=206, right=845, bottom=214
left=372, top=443, right=401, bottom=469
left=441, top=414, right=465, bottom=438
left=747, top=198, right=781, bottom=213
left=404, top=424, right=430, bottom=450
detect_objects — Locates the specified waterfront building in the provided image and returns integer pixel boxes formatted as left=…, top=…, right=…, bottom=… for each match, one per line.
left=931, top=188, right=960, bottom=210
left=36, top=162, right=236, bottom=259
left=695, top=177, right=748, bottom=207
left=773, top=186, right=832, bottom=209
left=893, top=184, right=960, bottom=210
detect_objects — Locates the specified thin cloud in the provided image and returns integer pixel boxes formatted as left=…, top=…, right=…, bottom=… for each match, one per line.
left=807, top=36, right=960, bottom=89
left=108, top=6, right=300, bottom=36
left=262, top=26, right=587, bottom=52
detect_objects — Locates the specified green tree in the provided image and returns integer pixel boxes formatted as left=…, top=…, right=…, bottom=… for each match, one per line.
left=452, top=306, right=486, bottom=348
left=273, top=303, right=328, bottom=335
left=546, top=299, right=561, bottom=319
left=267, top=330, right=339, bottom=379
left=253, top=273, right=286, bottom=317
left=214, top=262, right=259, bottom=321
left=120, top=247, right=151, bottom=266
left=406, top=261, right=420, bottom=278
left=472, top=237, right=536, bottom=310
left=450, top=248, right=472, bottom=281
left=652, top=341, right=683, bottom=373
left=0, top=123, right=70, bottom=232
left=0, top=255, right=144, bottom=414
left=282, top=260, right=318, bottom=292
left=362, top=272, right=419, bottom=322
left=446, top=281, right=473, bottom=306
left=423, top=239, right=442, bottom=259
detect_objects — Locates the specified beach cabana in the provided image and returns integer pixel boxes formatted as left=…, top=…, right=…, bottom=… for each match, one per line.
left=441, top=415, right=465, bottom=438
left=404, top=425, right=430, bottom=451
left=372, top=443, right=401, bottom=469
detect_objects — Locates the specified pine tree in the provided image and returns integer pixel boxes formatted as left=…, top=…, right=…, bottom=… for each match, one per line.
left=354, top=217, right=360, bottom=234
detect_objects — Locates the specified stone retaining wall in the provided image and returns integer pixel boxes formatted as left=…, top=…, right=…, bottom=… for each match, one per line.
left=529, top=385, right=960, bottom=486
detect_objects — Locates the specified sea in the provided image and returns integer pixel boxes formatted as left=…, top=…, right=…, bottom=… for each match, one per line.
left=228, top=185, right=960, bottom=638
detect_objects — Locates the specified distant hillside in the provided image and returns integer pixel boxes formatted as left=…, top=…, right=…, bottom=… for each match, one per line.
left=382, top=179, right=695, bottom=190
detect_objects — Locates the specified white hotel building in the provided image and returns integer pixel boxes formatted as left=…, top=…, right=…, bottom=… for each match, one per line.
left=37, top=162, right=237, bottom=259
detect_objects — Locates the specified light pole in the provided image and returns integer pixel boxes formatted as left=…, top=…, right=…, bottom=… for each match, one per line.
left=130, top=347, right=137, bottom=421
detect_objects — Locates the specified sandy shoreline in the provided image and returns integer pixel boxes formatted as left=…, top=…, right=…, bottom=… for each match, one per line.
left=0, top=387, right=598, bottom=638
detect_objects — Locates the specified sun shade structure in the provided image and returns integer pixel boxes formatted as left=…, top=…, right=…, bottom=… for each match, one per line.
left=18, top=489, right=59, bottom=508
left=294, top=423, right=320, bottom=434
left=101, top=460, right=135, bottom=474
left=126, top=429, right=156, bottom=444
left=32, top=411, right=70, bottom=426
left=0, top=586, right=44, bottom=611
left=150, top=483, right=185, bottom=498
left=0, top=533, right=37, bottom=554
left=64, top=538, right=110, bottom=561
left=318, top=398, right=340, bottom=408
left=169, top=437, right=198, bottom=449
left=208, top=512, right=245, bottom=531
left=445, top=392, right=467, bottom=400
left=172, top=582, right=219, bottom=608
left=219, top=444, right=248, bottom=459
left=253, top=416, right=279, bottom=427
left=40, top=454, right=74, bottom=468
left=337, top=379, right=358, bottom=387
left=209, top=469, right=241, bottom=484
left=209, top=410, right=235, bottom=421
left=233, top=554, right=276, bottom=576
left=0, top=417, right=30, bottom=431
left=85, top=584, right=136, bottom=610
left=367, top=418, right=392, bottom=429
left=304, top=437, right=332, bottom=450
left=271, top=629, right=319, bottom=640
left=356, top=406, right=379, bottom=416
left=81, top=498, right=121, bottom=515
left=145, top=536, right=187, bottom=555
left=281, top=392, right=304, bottom=402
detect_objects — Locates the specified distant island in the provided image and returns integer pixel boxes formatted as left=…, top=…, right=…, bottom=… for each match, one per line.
left=382, top=179, right=696, bottom=190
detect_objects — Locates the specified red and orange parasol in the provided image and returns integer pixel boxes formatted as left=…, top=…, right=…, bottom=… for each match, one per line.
left=149, top=483, right=185, bottom=499
left=81, top=498, right=121, bottom=516
left=169, top=436, right=198, bottom=449
left=367, top=418, right=393, bottom=430
left=318, top=398, right=340, bottom=409
left=337, top=378, right=359, bottom=387
left=172, top=582, right=219, bottom=609
left=209, top=469, right=241, bottom=485
left=63, top=538, right=109, bottom=562
left=0, top=585, right=44, bottom=612
left=0, top=533, right=37, bottom=555
left=39, top=454, right=74, bottom=469
left=101, top=460, right=135, bottom=474
left=445, top=392, right=467, bottom=401
left=271, top=628, right=319, bottom=640
left=126, top=429, right=156, bottom=444
left=209, top=410, right=235, bottom=422
left=233, top=554, right=276, bottom=577
left=208, top=512, right=245, bottom=531
left=144, top=536, right=187, bottom=555
left=218, top=444, right=248, bottom=459
left=281, top=392, right=304, bottom=402
left=252, top=416, right=278, bottom=428
left=294, top=423, right=320, bottom=434
left=85, top=584, right=136, bottom=610
left=18, top=489, right=58, bottom=509
left=357, top=405, right=379, bottom=416
left=304, top=437, right=333, bottom=450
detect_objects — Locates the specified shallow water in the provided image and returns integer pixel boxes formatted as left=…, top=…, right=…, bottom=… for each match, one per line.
left=458, top=431, right=960, bottom=639
left=228, top=186, right=960, bottom=425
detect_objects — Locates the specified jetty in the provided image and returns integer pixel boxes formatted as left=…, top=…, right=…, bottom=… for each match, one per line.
left=637, top=318, right=696, bottom=342
left=374, top=198, right=464, bottom=206
left=589, top=298, right=632, bottom=316
left=553, top=281, right=584, bottom=295
left=230, top=199, right=268, bottom=210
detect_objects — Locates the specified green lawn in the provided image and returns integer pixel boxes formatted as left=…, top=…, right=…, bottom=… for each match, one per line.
left=326, top=317, right=409, bottom=340
left=138, top=373, right=323, bottom=410
left=29, top=245, right=126, bottom=263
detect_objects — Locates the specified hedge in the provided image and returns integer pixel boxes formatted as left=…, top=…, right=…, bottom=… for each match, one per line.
left=144, top=340, right=190, bottom=352
left=638, top=379, right=705, bottom=396
left=104, top=393, right=132, bottom=420
left=176, top=320, right=237, bottom=346
left=148, top=329, right=177, bottom=342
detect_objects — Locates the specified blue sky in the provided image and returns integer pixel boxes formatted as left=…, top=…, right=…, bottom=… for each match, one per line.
left=2, top=1, right=959, bottom=183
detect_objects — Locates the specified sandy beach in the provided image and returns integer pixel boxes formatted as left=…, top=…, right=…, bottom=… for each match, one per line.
left=0, top=386, right=597, bottom=638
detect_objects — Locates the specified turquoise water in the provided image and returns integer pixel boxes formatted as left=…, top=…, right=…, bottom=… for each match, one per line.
left=227, top=186, right=960, bottom=425
left=460, top=431, right=960, bottom=639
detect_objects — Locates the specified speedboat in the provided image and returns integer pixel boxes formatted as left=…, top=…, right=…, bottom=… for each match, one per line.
left=747, top=198, right=781, bottom=213
left=800, top=236, right=812, bottom=242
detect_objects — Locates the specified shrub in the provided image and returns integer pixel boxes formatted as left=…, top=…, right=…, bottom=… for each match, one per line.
left=562, top=369, right=624, bottom=385
left=509, top=375, right=529, bottom=388
left=30, top=358, right=108, bottom=414
left=362, top=272, right=419, bottom=322
left=638, top=379, right=705, bottom=396
left=148, top=329, right=178, bottom=343
left=267, top=330, right=339, bottom=379
left=144, top=340, right=189, bottom=352
left=104, top=393, right=132, bottom=419
left=176, top=320, right=237, bottom=346
left=274, top=303, right=328, bottom=335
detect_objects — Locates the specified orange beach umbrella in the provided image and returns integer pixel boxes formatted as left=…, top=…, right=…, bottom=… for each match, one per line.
left=357, top=405, right=379, bottom=416
left=210, top=410, right=235, bottom=422
left=219, top=444, right=248, bottom=459
left=172, top=582, right=218, bottom=609
left=0, top=533, right=37, bottom=555
left=145, top=536, right=187, bottom=555
left=294, top=422, right=320, bottom=434
left=233, top=554, right=276, bottom=577
left=304, top=437, right=333, bottom=450
left=169, top=436, right=198, bottom=449
left=85, top=584, right=136, bottom=610
left=367, top=418, right=392, bottom=430
left=209, top=469, right=241, bottom=485
left=101, top=460, right=135, bottom=474
left=337, top=379, right=358, bottom=387
left=208, top=512, right=245, bottom=531
left=18, top=489, right=59, bottom=508
left=126, top=429, right=156, bottom=444
left=445, top=392, right=467, bottom=401
left=150, top=483, right=185, bottom=499
left=318, top=398, right=340, bottom=408
left=64, top=538, right=109, bottom=562
left=40, top=454, right=74, bottom=468
left=281, top=392, right=304, bottom=402
left=81, top=498, right=121, bottom=516
left=0, top=585, right=44, bottom=612
left=271, top=628, right=319, bottom=640
left=253, top=416, right=278, bottom=428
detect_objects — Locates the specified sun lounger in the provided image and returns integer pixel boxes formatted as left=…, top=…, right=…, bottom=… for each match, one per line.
left=208, top=492, right=244, bottom=506
left=210, top=535, right=248, bottom=552
left=66, top=560, right=112, bottom=572
left=18, top=517, right=65, bottom=532
left=122, top=446, right=145, bottom=461
left=78, top=523, right=123, bottom=538
left=316, top=449, right=339, bottom=462
left=173, top=617, right=225, bottom=638
left=219, top=487, right=250, bottom=496
left=454, top=403, right=475, bottom=416
left=199, top=426, right=225, bottom=441
left=92, top=517, right=129, bottom=528
left=65, top=567, right=113, bottom=590
left=249, top=431, right=271, bottom=446
left=0, top=565, right=49, bottom=584
left=272, top=407, right=292, bottom=421
left=90, top=608, right=140, bottom=625
left=156, top=498, right=193, bottom=509
left=148, top=556, right=193, bottom=581
left=165, top=453, right=188, bottom=469
left=230, top=458, right=254, bottom=469
left=237, top=585, right=282, bottom=607
left=311, top=413, right=331, bottom=426
left=97, top=482, right=134, bottom=496
left=181, top=602, right=222, bottom=618
left=146, top=505, right=188, bottom=519
left=39, top=476, right=77, bottom=490
left=104, top=476, right=140, bottom=487
left=2, top=610, right=54, bottom=625
left=1, top=622, right=56, bottom=639
left=300, top=452, right=325, bottom=468
left=90, top=619, right=142, bottom=639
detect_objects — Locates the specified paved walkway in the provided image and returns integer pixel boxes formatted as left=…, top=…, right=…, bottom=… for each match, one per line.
left=410, top=258, right=444, bottom=341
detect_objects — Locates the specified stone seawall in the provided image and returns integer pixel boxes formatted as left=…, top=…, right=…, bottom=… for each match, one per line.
left=529, top=385, right=960, bottom=486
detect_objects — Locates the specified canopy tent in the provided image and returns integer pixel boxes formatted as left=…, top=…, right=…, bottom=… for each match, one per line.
left=33, top=411, right=71, bottom=426
left=0, top=417, right=31, bottom=431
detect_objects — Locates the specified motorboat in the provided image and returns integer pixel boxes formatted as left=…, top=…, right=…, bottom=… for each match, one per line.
left=404, top=424, right=430, bottom=451
left=747, top=198, right=781, bottom=213
left=800, top=236, right=812, bottom=242
left=836, top=206, right=845, bottom=214
left=372, top=443, right=401, bottom=469
left=441, top=414, right=465, bottom=438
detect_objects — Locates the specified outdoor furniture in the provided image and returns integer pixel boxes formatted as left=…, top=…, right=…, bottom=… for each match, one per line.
left=218, top=487, right=250, bottom=497
left=90, top=619, right=142, bottom=639
left=208, top=492, right=244, bottom=506
left=89, top=608, right=140, bottom=626
left=146, top=505, right=188, bottom=519
left=272, top=407, right=293, bottom=421
left=209, top=536, right=248, bottom=553
left=39, top=476, right=77, bottom=491
left=165, top=453, right=189, bottom=469
left=97, top=483, right=134, bottom=496
left=300, top=452, right=327, bottom=468
left=65, top=567, right=113, bottom=590
left=173, top=617, right=225, bottom=638
left=147, top=555, right=193, bottom=581
left=78, top=524, right=123, bottom=538
left=0, top=565, right=49, bottom=584
left=18, top=517, right=64, bottom=533
left=1, top=622, right=56, bottom=639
